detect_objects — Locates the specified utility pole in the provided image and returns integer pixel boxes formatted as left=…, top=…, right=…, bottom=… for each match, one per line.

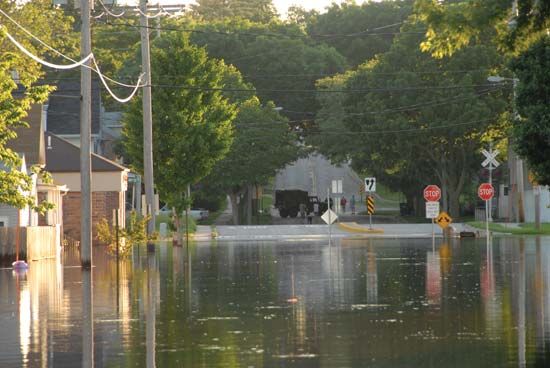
left=80, top=0, right=92, bottom=268
left=513, top=78, right=525, bottom=223
left=140, top=0, right=156, bottom=246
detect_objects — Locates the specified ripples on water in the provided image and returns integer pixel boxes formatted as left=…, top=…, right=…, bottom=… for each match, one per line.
left=0, top=237, right=549, bottom=367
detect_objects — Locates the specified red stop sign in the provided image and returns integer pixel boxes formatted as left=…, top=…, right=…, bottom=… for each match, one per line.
left=423, top=185, right=441, bottom=202
left=478, top=183, right=494, bottom=201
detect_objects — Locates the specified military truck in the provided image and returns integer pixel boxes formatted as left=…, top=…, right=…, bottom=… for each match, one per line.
left=274, top=190, right=327, bottom=218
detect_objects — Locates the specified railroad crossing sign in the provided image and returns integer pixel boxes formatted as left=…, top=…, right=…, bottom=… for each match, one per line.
left=367, top=195, right=375, bottom=215
left=436, top=211, right=452, bottom=229
left=482, top=148, right=500, bottom=168
left=425, top=201, right=440, bottom=219
left=321, top=209, right=338, bottom=225
left=423, top=185, right=441, bottom=202
left=478, top=183, right=495, bottom=201
left=364, top=177, right=376, bottom=192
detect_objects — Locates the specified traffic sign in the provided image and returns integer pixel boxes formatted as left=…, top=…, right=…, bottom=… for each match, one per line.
left=364, top=177, right=376, bottom=192
left=436, top=212, right=452, bottom=229
left=321, top=209, right=338, bottom=224
left=425, top=201, right=440, bottom=219
left=481, top=148, right=500, bottom=168
left=424, top=185, right=441, bottom=202
left=478, top=183, right=494, bottom=201
left=367, top=195, right=375, bottom=215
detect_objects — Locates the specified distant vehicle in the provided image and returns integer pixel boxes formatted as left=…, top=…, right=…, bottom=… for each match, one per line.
left=274, top=190, right=327, bottom=218
left=159, top=205, right=209, bottom=220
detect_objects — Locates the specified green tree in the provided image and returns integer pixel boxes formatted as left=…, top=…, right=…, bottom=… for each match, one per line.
left=415, top=0, right=550, bottom=187
left=415, top=0, right=549, bottom=57
left=312, top=23, right=508, bottom=217
left=122, top=33, right=236, bottom=235
left=203, top=98, right=299, bottom=224
left=191, top=0, right=277, bottom=23
left=175, top=18, right=347, bottom=132
left=306, top=0, right=415, bottom=67
left=0, top=0, right=76, bottom=212
left=286, top=6, right=318, bottom=28
left=510, top=37, right=550, bottom=185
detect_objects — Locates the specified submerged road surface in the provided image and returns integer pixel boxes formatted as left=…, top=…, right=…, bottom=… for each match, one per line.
left=0, top=237, right=547, bottom=367
left=214, top=223, right=476, bottom=241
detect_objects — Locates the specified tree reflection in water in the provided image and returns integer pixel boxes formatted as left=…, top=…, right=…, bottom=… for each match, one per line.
left=1, top=238, right=550, bottom=367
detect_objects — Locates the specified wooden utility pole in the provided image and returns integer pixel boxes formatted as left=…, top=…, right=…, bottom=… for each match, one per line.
left=140, top=0, right=156, bottom=246
left=80, top=0, right=92, bottom=268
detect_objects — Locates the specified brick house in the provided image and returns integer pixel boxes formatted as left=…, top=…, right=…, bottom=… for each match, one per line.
left=44, top=133, right=129, bottom=243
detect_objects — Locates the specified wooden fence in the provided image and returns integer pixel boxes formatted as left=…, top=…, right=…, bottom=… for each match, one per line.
left=0, top=225, right=61, bottom=264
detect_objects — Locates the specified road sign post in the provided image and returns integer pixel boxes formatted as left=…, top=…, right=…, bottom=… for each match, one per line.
left=367, top=195, right=375, bottom=229
left=478, top=183, right=495, bottom=238
left=481, top=144, right=500, bottom=222
left=424, top=185, right=441, bottom=238
left=364, top=177, right=376, bottom=229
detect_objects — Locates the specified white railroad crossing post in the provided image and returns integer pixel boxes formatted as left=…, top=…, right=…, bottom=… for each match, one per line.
left=481, top=144, right=500, bottom=222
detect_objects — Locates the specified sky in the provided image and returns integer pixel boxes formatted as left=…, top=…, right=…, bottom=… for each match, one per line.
left=154, top=0, right=371, bottom=17
left=272, top=0, right=366, bottom=15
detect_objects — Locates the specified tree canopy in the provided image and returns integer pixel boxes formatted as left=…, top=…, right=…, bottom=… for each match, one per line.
left=191, top=0, right=278, bottom=23
left=306, top=0, right=414, bottom=67
left=415, top=0, right=550, bottom=57
left=166, top=18, right=347, bottom=129
left=415, top=0, right=550, bottom=187
left=203, top=97, right=299, bottom=224
left=310, top=22, right=508, bottom=217
left=122, top=33, right=237, bottom=215
left=0, top=0, right=76, bottom=211
left=510, top=37, right=550, bottom=185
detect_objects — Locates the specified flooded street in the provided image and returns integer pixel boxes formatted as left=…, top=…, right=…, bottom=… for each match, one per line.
left=1, top=237, right=550, bottom=367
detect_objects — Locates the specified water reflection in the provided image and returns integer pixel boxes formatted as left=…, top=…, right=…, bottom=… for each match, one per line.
left=3, top=238, right=550, bottom=366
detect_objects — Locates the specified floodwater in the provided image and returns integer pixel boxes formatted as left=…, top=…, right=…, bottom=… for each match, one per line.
left=0, top=237, right=549, bottom=367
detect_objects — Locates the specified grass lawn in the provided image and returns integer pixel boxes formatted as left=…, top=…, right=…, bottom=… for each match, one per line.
left=468, top=221, right=550, bottom=235
left=155, top=213, right=196, bottom=233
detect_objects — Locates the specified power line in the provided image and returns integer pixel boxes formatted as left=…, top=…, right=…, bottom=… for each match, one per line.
left=0, top=10, right=143, bottom=103
left=144, top=82, right=510, bottom=94
left=103, top=19, right=425, bottom=40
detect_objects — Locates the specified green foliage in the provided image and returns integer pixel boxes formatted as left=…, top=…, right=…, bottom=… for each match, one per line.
left=311, top=21, right=508, bottom=217
left=0, top=0, right=75, bottom=212
left=306, top=0, right=414, bottom=67
left=205, top=98, right=299, bottom=190
left=415, top=0, right=550, bottom=57
left=122, top=32, right=237, bottom=215
left=92, top=18, right=141, bottom=109
left=191, top=0, right=278, bottom=23
left=170, top=18, right=347, bottom=129
left=510, top=36, right=550, bottom=185
left=97, top=211, right=157, bottom=257
left=200, top=97, right=299, bottom=224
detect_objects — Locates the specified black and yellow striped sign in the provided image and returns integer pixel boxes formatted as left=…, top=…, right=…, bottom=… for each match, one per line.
left=367, top=195, right=375, bottom=215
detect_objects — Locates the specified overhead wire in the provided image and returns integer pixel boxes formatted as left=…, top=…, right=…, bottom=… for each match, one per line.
left=95, top=0, right=126, bottom=18
left=103, top=19, right=425, bottom=40
left=0, top=9, right=143, bottom=103
left=144, top=82, right=510, bottom=94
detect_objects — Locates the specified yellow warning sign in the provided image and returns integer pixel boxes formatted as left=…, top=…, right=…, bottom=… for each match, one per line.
left=436, top=211, right=452, bottom=229
left=367, top=195, right=375, bottom=215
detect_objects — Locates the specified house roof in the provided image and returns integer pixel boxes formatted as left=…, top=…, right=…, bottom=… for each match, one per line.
left=44, top=133, right=127, bottom=173
left=46, top=80, right=101, bottom=135
left=6, top=103, right=46, bottom=167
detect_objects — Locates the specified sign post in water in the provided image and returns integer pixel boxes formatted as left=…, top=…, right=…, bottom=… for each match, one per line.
left=478, top=183, right=495, bottom=237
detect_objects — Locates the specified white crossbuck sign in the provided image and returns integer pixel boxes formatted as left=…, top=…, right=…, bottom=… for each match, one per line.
left=482, top=148, right=500, bottom=168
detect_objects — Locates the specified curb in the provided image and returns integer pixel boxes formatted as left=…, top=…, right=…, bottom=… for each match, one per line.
left=338, top=222, right=385, bottom=234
